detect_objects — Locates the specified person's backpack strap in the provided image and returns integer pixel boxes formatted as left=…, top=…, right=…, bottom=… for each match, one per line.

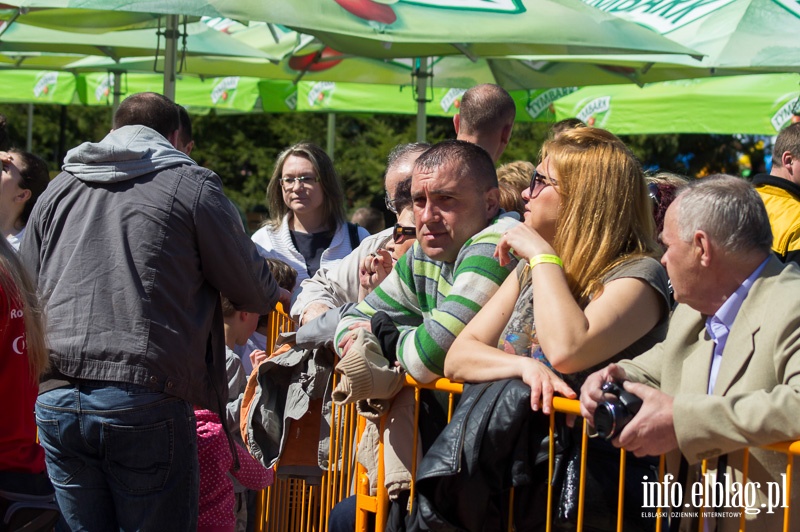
left=347, top=222, right=362, bottom=250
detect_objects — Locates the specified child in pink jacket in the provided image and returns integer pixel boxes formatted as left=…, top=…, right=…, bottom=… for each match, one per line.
left=196, top=409, right=274, bottom=532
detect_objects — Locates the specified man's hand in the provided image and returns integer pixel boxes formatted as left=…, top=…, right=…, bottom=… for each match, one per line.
left=613, top=382, right=679, bottom=457
left=276, top=288, right=292, bottom=310
left=580, top=363, right=628, bottom=426
left=359, top=250, right=393, bottom=299
left=336, top=321, right=372, bottom=356
left=249, top=349, right=268, bottom=369
left=300, top=302, right=333, bottom=326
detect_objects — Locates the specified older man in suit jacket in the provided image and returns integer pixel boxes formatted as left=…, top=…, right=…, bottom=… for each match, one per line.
left=581, top=175, right=800, bottom=532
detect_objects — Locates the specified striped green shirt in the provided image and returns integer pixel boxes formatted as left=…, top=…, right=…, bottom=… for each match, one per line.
left=335, top=215, right=519, bottom=383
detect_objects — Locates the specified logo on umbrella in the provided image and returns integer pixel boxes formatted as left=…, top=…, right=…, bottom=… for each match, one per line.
left=308, top=82, right=336, bottom=107
left=582, top=0, right=737, bottom=33
left=285, top=91, right=298, bottom=111
left=33, top=72, right=58, bottom=99
left=577, top=96, right=611, bottom=126
left=771, top=97, right=800, bottom=132
left=441, top=88, right=467, bottom=113
left=526, top=87, right=578, bottom=120
left=95, top=74, right=115, bottom=102
left=212, top=77, right=240, bottom=104
left=332, top=0, right=524, bottom=27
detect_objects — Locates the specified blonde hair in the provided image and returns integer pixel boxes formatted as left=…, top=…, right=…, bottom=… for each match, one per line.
left=542, top=127, right=659, bottom=306
left=496, top=160, right=533, bottom=194
left=0, top=238, right=48, bottom=379
left=498, top=181, right=525, bottom=216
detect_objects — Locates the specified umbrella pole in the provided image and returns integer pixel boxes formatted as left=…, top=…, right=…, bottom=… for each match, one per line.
left=112, top=71, right=122, bottom=116
left=26, top=104, right=33, bottom=152
left=327, top=113, right=336, bottom=160
left=415, top=58, right=428, bottom=142
left=163, top=14, right=179, bottom=101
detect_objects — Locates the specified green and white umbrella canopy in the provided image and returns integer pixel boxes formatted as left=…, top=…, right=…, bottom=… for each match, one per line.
left=553, top=74, right=800, bottom=135
left=260, top=79, right=543, bottom=122
left=0, top=20, right=277, bottom=61
left=0, top=68, right=76, bottom=103
left=569, top=0, right=800, bottom=77
left=10, top=0, right=701, bottom=58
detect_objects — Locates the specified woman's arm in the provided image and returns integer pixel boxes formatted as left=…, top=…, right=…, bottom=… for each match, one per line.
left=445, top=272, right=575, bottom=412
left=496, top=224, right=664, bottom=375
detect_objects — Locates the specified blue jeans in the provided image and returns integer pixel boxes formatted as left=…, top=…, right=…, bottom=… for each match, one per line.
left=35, top=382, right=198, bottom=532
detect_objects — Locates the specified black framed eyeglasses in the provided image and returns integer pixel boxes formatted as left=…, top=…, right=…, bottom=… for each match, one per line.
left=528, top=169, right=557, bottom=199
left=393, top=223, right=416, bottom=243
left=280, top=175, right=318, bottom=188
left=385, top=191, right=397, bottom=214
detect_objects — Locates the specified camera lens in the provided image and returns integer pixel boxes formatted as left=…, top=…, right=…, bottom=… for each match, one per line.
left=594, top=400, right=622, bottom=440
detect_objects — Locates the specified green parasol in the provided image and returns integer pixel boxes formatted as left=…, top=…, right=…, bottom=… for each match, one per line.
left=553, top=74, right=800, bottom=135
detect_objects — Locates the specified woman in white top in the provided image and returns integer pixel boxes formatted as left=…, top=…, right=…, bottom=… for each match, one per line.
left=251, top=142, right=368, bottom=292
left=0, top=150, right=49, bottom=251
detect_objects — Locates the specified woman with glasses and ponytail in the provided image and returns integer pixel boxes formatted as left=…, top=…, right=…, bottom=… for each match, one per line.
left=252, top=142, right=368, bottom=293
left=445, top=127, right=670, bottom=531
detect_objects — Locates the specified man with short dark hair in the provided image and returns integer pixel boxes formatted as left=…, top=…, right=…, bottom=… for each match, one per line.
left=335, top=139, right=518, bottom=382
left=176, top=104, right=195, bottom=156
left=23, top=92, right=288, bottom=531
left=291, top=142, right=430, bottom=324
left=580, top=175, right=800, bottom=531
left=454, top=84, right=516, bottom=163
left=752, top=122, right=800, bottom=263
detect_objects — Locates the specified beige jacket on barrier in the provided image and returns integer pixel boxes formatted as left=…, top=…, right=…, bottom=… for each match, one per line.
left=332, top=328, right=417, bottom=498
left=618, top=256, right=800, bottom=532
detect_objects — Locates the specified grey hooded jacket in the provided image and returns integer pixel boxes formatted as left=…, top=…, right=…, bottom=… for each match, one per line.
left=21, top=125, right=280, bottom=409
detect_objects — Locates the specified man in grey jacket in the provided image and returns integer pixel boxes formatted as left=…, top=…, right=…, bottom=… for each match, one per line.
left=22, top=92, right=288, bottom=531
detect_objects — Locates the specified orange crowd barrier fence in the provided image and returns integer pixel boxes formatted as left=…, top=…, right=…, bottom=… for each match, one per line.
left=352, top=377, right=800, bottom=532
left=251, top=307, right=799, bottom=531
left=254, top=305, right=360, bottom=532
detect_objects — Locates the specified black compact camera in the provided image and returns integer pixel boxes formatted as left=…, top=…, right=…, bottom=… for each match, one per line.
left=593, top=381, right=642, bottom=440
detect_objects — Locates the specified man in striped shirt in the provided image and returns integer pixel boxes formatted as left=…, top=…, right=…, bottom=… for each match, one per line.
left=335, top=140, right=519, bottom=383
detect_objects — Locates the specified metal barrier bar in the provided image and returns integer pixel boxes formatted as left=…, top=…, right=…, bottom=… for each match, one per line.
left=352, top=377, right=800, bottom=532
left=249, top=306, right=800, bottom=532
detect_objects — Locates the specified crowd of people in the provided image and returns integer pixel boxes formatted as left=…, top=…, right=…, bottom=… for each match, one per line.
left=2, top=84, right=800, bottom=532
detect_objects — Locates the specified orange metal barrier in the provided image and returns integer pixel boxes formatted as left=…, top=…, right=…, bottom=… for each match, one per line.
left=249, top=309, right=800, bottom=532
left=253, top=306, right=360, bottom=532
left=352, top=378, right=800, bottom=532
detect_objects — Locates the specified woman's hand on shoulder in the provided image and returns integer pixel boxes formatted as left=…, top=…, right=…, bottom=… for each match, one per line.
left=494, top=223, right=555, bottom=266
left=520, top=357, right=576, bottom=414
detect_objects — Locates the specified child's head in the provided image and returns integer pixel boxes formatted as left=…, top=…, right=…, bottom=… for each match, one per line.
left=264, top=258, right=297, bottom=293
left=221, top=295, right=259, bottom=347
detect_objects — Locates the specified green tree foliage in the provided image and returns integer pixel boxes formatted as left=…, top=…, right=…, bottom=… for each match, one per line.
left=0, top=103, right=766, bottom=222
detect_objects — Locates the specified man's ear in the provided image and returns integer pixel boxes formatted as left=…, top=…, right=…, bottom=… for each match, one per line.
left=500, top=122, right=513, bottom=146
left=15, top=189, right=32, bottom=204
left=694, top=230, right=713, bottom=267
left=781, top=151, right=794, bottom=173
left=453, top=114, right=461, bottom=135
left=485, top=187, right=501, bottom=218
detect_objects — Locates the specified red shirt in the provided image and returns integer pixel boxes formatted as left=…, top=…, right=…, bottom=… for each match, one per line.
left=0, top=282, right=45, bottom=473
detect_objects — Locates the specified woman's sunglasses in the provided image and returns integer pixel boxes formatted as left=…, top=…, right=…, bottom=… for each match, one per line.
left=393, top=223, right=416, bottom=243
left=528, top=169, right=557, bottom=199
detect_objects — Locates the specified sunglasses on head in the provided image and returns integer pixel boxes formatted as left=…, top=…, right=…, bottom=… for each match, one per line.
left=648, top=182, right=661, bottom=204
left=393, top=223, right=416, bottom=243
